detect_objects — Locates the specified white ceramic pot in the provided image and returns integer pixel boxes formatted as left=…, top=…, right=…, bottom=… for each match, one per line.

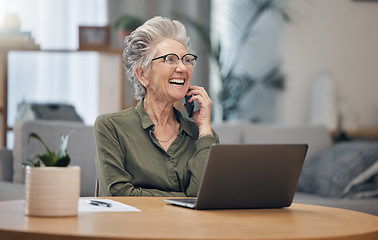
left=24, top=166, right=80, bottom=217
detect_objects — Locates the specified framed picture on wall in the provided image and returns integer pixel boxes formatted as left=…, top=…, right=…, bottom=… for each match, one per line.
left=79, top=26, right=111, bottom=50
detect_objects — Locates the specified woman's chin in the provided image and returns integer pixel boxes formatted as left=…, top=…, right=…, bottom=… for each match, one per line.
left=167, top=93, right=185, bottom=103
left=168, top=86, right=187, bottom=97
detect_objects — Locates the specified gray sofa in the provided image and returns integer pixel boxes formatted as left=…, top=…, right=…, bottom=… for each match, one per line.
left=1, top=120, right=377, bottom=216
left=0, top=120, right=96, bottom=199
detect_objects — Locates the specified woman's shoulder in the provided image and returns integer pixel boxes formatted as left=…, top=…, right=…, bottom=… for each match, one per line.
left=95, top=107, right=137, bottom=126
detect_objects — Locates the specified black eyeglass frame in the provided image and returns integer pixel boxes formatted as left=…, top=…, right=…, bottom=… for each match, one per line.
left=151, top=53, right=198, bottom=67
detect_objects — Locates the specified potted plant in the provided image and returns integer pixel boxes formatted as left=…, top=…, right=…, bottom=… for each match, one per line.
left=113, top=14, right=144, bottom=44
left=23, top=131, right=80, bottom=217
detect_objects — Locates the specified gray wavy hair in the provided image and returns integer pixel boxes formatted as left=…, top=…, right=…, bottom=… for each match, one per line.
left=123, top=16, right=192, bottom=100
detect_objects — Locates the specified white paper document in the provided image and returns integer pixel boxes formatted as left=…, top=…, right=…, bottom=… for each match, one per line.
left=78, top=199, right=141, bottom=212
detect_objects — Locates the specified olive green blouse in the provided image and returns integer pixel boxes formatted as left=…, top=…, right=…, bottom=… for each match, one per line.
left=94, top=100, right=219, bottom=197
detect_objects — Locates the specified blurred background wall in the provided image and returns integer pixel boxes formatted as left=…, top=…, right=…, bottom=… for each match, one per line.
left=1, top=0, right=378, bottom=148
left=283, top=0, right=378, bottom=130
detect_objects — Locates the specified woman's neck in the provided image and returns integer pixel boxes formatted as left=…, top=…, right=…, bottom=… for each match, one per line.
left=143, top=96, right=175, bottom=127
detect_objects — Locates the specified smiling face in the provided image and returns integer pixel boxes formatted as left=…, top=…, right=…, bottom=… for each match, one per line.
left=141, top=38, right=194, bottom=103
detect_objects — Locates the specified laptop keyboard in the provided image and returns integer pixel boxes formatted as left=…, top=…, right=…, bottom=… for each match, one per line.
left=180, top=199, right=197, bottom=204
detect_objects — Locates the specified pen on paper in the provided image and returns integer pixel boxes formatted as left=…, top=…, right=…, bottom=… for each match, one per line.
left=88, top=200, right=112, bottom=207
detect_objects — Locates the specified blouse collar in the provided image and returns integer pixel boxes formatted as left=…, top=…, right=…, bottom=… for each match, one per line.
left=136, top=100, right=194, bottom=138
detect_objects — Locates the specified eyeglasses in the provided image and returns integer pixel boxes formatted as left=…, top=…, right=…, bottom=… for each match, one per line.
left=151, top=53, right=198, bottom=68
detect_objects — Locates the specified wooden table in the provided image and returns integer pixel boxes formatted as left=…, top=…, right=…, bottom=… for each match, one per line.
left=0, top=197, right=377, bottom=240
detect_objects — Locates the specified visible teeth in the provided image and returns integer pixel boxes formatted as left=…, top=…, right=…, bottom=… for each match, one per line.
left=169, top=79, right=185, bottom=84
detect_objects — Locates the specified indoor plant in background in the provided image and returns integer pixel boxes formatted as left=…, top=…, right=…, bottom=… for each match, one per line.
left=22, top=131, right=80, bottom=217
left=178, top=0, right=289, bottom=122
left=113, top=14, right=144, bottom=45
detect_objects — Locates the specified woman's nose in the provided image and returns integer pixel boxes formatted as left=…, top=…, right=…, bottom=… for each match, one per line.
left=175, top=60, right=188, bottom=72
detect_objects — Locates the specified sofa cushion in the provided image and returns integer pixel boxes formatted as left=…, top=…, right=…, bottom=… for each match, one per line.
left=297, top=141, right=378, bottom=198
left=212, top=121, right=250, bottom=144
left=243, top=124, right=332, bottom=161
left=0, top=181, right=25, bottom=201
left=0, top=149, right=13, bottom=182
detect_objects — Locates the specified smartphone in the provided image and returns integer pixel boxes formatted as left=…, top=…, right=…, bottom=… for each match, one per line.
left=185, top=90, right=194, bottom=118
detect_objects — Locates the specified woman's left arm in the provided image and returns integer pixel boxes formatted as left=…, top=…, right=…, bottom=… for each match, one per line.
left=185, top=132, right=219, bottom=197
left=185, top=86, right=219, bottom=196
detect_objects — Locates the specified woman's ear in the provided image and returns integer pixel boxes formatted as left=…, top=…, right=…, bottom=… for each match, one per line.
left=135, top=67, right=149, bottom=87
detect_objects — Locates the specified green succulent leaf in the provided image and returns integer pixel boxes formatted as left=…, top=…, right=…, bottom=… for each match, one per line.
left=22, top=157, right=41, bottom=167
left=37, top=153, right=57, bottom=166
left=57, top=130, right=76, bottom=159
left=55, top=154, right=71, bottom=167
left=24, top=131, right=75, bottom=167
left=28, top=132, right=53, bottom=156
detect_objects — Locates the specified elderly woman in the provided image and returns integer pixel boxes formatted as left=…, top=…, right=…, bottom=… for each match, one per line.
left=94, top=16, right=219, bottom=197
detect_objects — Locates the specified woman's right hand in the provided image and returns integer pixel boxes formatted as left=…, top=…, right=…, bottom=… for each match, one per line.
left=186, top=86, right=213, bottom=137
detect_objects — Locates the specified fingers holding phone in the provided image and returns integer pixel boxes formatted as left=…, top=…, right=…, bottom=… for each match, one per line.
left=184, top=90, right=194, bottom=118
left=185, top=86, right=212, bottom=131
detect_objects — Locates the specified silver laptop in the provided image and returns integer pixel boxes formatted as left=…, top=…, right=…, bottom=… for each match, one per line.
left=165, top=144, right=308, bottom=210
